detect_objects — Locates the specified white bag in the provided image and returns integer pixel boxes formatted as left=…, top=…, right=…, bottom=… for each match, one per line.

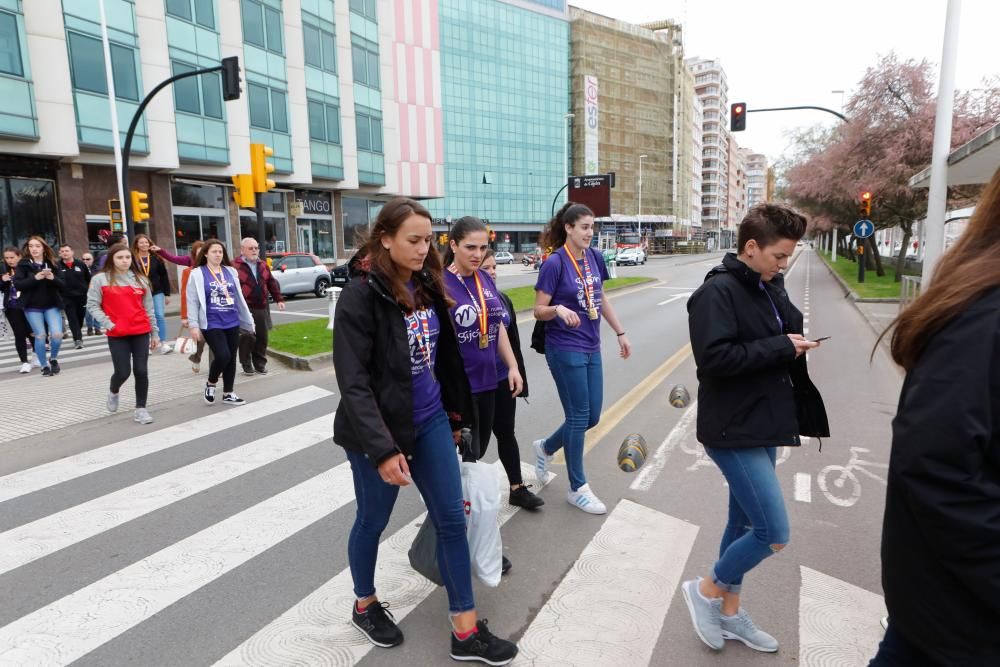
left=460, top=460, right=503, bottom=587
left=173, top=335, right=196, bottom=355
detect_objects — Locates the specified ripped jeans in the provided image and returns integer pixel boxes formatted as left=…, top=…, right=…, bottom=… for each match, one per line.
left=704, top=446, right=790, bottom=593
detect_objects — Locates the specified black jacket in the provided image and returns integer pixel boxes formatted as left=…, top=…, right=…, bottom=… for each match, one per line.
left=687, top=253, right=829, bottom=449
left=56, top=259, right=91, bottom=298
left=1, top=269, right=22, bottom=309
left=13, top=258, right=64, bottom=310
left=332, top=268, right=474, bottom=466
left=499, top=291, right=529, bottom=398
left=136, top=254, right=171, bottom=296
left=881, top=287, right=1000, bottom=665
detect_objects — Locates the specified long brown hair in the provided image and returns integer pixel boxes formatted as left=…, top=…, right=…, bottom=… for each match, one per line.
left=540, top=202, right=593, bottom=251
left=361, top=198, right=448, bottom=312
left=98, top=243, right=149, bottom=287
left=130, top=233, right=153, bottom=256
left=194, top=239, right=234, bottom=268
left=21, top=236, right=56, bottom=266
left=881, top=167, right=1000, bottom=369
left=187, top=239, right=205, bottom=264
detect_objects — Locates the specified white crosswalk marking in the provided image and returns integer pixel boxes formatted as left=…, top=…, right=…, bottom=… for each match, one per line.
left=0, top=385, right=331, bottom=503
left=0, top=416, right=331, bottom=576
left=514, top=500, right=698, bottom=666
left=631, top=401, right=698, bottom=491
left=799, top=566, right=886, bottom=666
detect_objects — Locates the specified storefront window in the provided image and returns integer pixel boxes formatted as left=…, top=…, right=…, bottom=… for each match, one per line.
left=171, top=182, right=225, bottom=209
left=342, top=196, right=369, bottom=251
left=240, top=215, right=288, bottom=253
left=0, top=178, right=59, bottom=250
left=171, top=182, right=230, bottom=256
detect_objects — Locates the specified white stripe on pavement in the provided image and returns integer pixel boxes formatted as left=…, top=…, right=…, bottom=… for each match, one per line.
left=794, top=472, right=812, bottom=503
left=0, top=416, right=332, bottom=576
left=0, top=466, right=354, bottom=665
left=513, top=500, right=698, bottom=666
left=214, top=462, right=554, bottom=667
left=799, top=566, right=886, bottom=667
left=0, top=385, right=332, bottom=503
left=631, top=401, right=698, bottom=491
left=0, top=351, right=110, bottom=373
left=656, top=292, right=692, bottom=306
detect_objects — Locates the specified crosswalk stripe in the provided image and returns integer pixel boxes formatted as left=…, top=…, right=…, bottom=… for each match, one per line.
left=0, top=416, right=332, bottom=576
left=0, top=385, right=332, bottom=504
left=0, top=465, right=355, bottom=665
left=799, top=566, right=886, bottom=666
left=631, top=401, right=698, bottom=491
left=513, top=499, right=699, bottom=666
left=214, top=462, right=554, bottom=667
left=0, top=350, right=110, bottom=373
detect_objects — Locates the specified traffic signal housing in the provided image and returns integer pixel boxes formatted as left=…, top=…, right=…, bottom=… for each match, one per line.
left=730, top=102, right=747, bottom=132
left=130, top=190, right=150, bottom=223
left=231, top=173, right=255, bottom=208
left=221, top=56, right=242, bottom=101
left=860, top=191, right=872, bottom=218
left=250, top=143, right=275, bottom=193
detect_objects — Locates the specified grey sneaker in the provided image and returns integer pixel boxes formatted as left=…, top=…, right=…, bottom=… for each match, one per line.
left=107, top=392, right=119, bottom=413
left=133, top=408, right=154, bottom=425
left=533, top=438, right=552, bottom=483
left=721, top=608, right=778, bottom=652
left=681, top=578, right=723, bottom=650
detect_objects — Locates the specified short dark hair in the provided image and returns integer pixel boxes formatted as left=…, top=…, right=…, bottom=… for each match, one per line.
left=737, top=204, right=807, bottom=253
left=59, top=244, right=72, bottom=250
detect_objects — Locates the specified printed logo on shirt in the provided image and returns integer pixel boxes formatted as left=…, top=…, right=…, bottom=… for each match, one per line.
left=405, top=307, right=438, bottom=376
left=456, top=322, right=500, bottom=345
left=573, top=274, right=602, bottom=311
left=454, top=304, right=478, bottom=328
left=208, top=278, right=235, bottom=309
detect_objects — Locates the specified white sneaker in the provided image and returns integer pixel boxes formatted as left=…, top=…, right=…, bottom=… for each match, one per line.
left=18, top=362, right=31, bottom=374
left=567, top=484, right=607, bottom=514
left=133, top=408, right=153, bottom=424
left=160, top=344, right=174, bottom=355
left=533, top=438, right=552, bottom=483
left=30, top=357, right=40, bottom=368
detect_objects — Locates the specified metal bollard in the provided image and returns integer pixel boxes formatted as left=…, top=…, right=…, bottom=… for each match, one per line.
left=326, top=286, right=342, bottom=330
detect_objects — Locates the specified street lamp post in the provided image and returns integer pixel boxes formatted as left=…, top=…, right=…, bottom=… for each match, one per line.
left=563, top=113, right=574, bottom=204
left=638, top=154, right=647, bottom=242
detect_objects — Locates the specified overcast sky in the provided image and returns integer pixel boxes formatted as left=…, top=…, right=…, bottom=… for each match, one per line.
left=569, top=0, right=999, bottom=164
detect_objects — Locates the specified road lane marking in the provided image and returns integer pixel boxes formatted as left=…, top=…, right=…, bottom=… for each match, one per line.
left=0, top=417, right=332, bottom=576
left=0, top=466, right=354, bottom=665
left=0, top=386, right=332, bottom=504
left=631, top=401, right=698, bottom=491
left=794, top=472, right=812, bottom=503
left=214, top=462, right=554, bottom=667
left=553, top=343, right=693, bottom=463
left=799, top=567, right=886, bottom=667
left=513, top=500, right=698, bottom=666
left=515, top=280, right=662, bottom=324
left=656, top=292, right=693, bottom=306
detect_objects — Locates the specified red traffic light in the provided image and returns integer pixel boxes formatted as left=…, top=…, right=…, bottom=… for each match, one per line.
left=861, top=191, right=871, bottom=201
left=730, top=102, right=747, bottom=132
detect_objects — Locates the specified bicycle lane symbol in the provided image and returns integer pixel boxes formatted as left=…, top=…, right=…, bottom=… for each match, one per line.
left=817, top=446, right=888, bottom=507
left=680, top=439, right=792, bottom=472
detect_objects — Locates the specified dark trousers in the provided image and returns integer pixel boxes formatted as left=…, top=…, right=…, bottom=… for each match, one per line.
left=108, top=334, right=150, bottom=408
left=203, top=326, right=240, bottom=393
left=467, top=390, right=496, bottom=462
left=238, top=308, right=270, bottom=370
left=5, top=308, right=30, bottom=363
left=63, top=295, right=87, bottom=342
left=492, top=379, right=524, bottom=486
left=868, top=623, right=941, bottom=666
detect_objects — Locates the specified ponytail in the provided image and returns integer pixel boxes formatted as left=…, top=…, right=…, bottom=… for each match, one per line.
left=540, top=202, right=594, bottom=251
left=442, top=215, right=488, bottom=266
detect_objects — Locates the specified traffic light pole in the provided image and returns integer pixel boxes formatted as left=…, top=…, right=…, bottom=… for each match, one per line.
left=747, top=105, right=847, bottom=123
left=857, top=240, right=866, bottom=283
left=255, top=192, right=266, bottom=249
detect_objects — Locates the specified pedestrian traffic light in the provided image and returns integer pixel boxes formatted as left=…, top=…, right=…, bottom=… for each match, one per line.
left=220, top=56, right=242, bottom=101
left=250, top=143, right=275, bottom=193
left=730, top=103, right=747, bottom=132
left=860, top=191, right=872, bottom=217
left=231, top=173, right=255, bottom=208
left=130, top=190, right=150, bottom=223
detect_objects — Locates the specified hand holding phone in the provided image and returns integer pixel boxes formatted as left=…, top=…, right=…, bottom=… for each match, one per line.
left=811, top=336, right=831, bottom=343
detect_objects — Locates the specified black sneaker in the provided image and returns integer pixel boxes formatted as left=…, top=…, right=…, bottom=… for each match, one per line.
left=241, top=365, right=255, bottom=376
left=222, top=392, right=247, bottom=406
left=203, top=383, right=216, bottom=405
left=501, top=555, right=512, bottom=575
left=451, top=620, right=518, bottom=665
left=253, top=366, right=268, bottom=375
left=41, top=366, right=52, bottom=377
left=50, top=359, right=60, bottom=375
left=351, top=601, right=403, bottom=648
left=508, top=485, right=544, bottom=510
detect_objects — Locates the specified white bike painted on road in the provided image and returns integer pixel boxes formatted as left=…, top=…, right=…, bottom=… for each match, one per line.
left=817, top=447, right=888, bottom=507
left=680, top=441, right=790, bottom=472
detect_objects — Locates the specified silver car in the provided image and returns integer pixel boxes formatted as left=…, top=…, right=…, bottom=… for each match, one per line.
left=267, top=253, right=331, bottom=297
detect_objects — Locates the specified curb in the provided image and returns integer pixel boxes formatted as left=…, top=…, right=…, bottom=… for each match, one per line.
left=816, top=254, right=900, bottom=304
left=266, top=346, right=331, bottom=372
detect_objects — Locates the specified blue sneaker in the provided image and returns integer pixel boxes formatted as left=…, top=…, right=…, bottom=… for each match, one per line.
left=566, top=484, right=606, bottom=514
left=681, top=578, right=723, bottom=650
left=721, top=608, right=778, bottom=652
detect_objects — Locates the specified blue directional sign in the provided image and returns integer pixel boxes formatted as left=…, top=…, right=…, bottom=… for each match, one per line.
left=854, top=219, right=874, bottom=238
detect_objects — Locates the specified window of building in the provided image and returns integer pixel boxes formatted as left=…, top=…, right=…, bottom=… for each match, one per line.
left=248, top=83, right=288, bottom=132
left=307, top=100, right=341, bottom=144
left=355, top=109, right=382, bottom=153
left=349, top=0, right=377, bottom=20
left=67, top=32, right=139, bottom=101
left=241, top=0, right=282, bottom=54
left=0, top=11, right=23, bottom=77
left=172, top=61, right=223, bottom=118
left=303, top=23, right=336, bottom=73
left=351, top=40, right=379, bottom=89
left=166, top=0, right=216, bottom=29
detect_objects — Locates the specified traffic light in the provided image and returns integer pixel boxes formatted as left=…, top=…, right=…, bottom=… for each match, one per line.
left=730, top=102, right=747, bottom=132
left=438, top=234, right=448, bottom=246
left=250, top=143, right=275, bottom=192
left=231, top=173, right=255, bottom=208
left=489, top=229, right=496, bottom=242
left=860, top=191, right=872, bottom=218
left=130, top=190, right=150, bottom=223
left=220, top=56, right=242, bottom=101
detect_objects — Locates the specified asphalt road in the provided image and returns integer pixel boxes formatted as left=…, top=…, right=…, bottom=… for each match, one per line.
left=0, top=248, right=903, bottom=666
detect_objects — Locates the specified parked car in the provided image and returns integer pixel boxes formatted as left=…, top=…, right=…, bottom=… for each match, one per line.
left=616, top=248, right=646, bottom=266
left=267, top=252, right=331, bottom=297
left=494, top=251, right=515, bottom=265
left=330, top=263, right=350, bottom=288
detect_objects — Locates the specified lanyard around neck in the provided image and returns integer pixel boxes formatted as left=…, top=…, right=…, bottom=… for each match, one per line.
left=450, top=266, right=489, bottom=339
left=563, top=247, right=595, bottom=311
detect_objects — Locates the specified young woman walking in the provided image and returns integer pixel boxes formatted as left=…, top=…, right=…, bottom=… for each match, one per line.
left=185, top=240, right=253, bottom=406
left=682, top=204, right=828, bottom=653
left=131, top=234, right=173, bottom=355
left=333, top=198, right=519, bottom=665
left=87, top=243, right=160, bottom=424
left=1, top=247, right=33, bottom=373
left=14, top=236, right=65, bottom=377
left=152, top=240, right=208, bottom=371
left=532, top=202, right=631, bottom=514
left=481, top=250, right=543, bottom=510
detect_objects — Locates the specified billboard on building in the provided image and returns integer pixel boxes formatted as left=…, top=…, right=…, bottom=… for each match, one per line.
left=569, top=174, right=612, bottom=218
left=584, top=75, right=599, bottom=174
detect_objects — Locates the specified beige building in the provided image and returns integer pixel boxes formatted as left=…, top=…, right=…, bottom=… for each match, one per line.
left=746, top=152, right=769, bottom=208
left=686, top=57, right=732, bottom=248
left=728, top=143, right=749, bottom=229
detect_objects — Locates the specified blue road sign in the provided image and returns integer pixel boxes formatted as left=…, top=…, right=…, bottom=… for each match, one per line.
left=854, top=219, right=874, bottom=238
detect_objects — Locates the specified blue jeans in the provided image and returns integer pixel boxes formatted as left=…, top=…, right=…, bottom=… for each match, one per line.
left=152, top=292, right=168, bottom=343
left=346, top=411, right=474, bottom=613
left=704, top=446, right=790, bottom=593
left=24, top=308, right=63, bottom=367
left=85, top=309, right=98, bottom=330
left=543, top=348, right=603, bottom=491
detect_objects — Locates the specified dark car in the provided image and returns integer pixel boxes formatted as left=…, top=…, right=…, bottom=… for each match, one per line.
left=330, top=263, right=350, bottom=287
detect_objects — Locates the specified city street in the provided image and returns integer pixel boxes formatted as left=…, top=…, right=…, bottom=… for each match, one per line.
left=0, top=248, right=904, bottom=666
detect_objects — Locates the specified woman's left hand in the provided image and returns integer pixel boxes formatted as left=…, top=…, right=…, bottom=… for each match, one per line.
left=617, top=334, right=632, bottom=360
left=149, top=338, right=160, bottom=351
left=508, top=368, right=524, bottom=397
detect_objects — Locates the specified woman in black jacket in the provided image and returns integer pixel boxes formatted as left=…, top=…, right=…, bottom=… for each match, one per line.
left=868, top=168, right=1000, bottom=667
left=131, top=234, right=173, bottom=355
left=333, top=198, right=518, bottom=666
left=682, top=204, right=828, bottom=654
left=14, top=236, right=65, bottom=376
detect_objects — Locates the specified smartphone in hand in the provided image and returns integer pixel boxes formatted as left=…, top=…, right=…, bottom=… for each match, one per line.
left=811, top=336, right=831, bottom=343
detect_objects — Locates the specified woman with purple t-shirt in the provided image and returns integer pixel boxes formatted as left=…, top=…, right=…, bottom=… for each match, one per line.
left=532, top=202, right=631, bottom=514
left=185, top=240, right=253, bottom=406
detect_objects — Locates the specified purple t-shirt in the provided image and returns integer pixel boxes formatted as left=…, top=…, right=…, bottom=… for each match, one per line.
left=535, top=247, right=610, bottom=353
left=444, top=269, right=506, bottom=394
left=202, top=265, right=240, bottom=330
left=495, top=296, right=512, bottom=381
left=404, top=289, right=444, bottom=426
